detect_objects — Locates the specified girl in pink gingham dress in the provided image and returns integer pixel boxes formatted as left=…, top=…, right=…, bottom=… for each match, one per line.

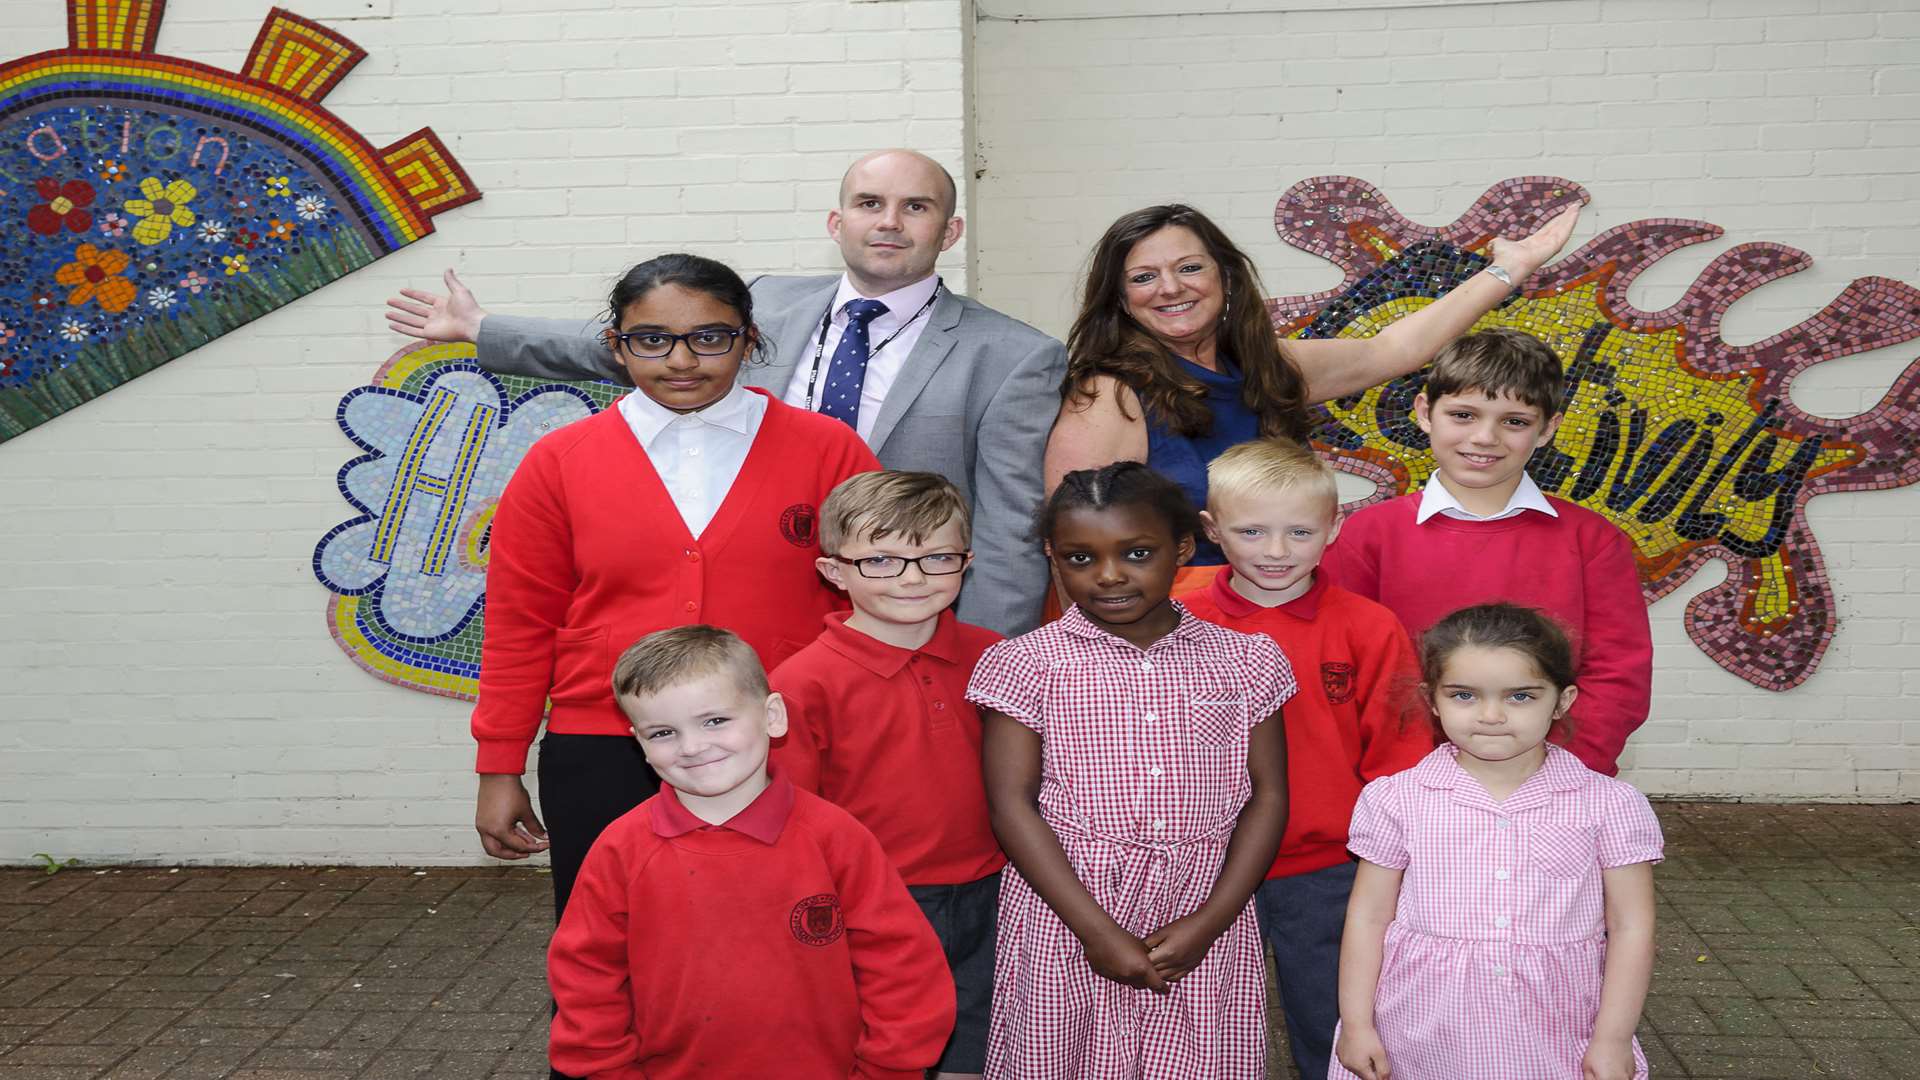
left=1333, top=604, right=1663, bottom=1080
left=968, top=463, right=1295, bottom=1080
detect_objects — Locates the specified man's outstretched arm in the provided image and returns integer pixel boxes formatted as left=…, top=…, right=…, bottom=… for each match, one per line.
left=386, top=268, right=629, bottom=384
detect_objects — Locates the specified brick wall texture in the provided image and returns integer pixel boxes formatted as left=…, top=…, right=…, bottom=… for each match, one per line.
left=0, top=0, right=1915, bottom=865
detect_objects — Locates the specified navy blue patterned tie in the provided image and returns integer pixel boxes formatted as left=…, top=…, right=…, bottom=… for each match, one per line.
left=819, top=298, right=889, bottom=429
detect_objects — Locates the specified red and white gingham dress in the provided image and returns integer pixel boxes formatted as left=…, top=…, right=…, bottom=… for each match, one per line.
left=1332, top=743, right=1665, bottom=1080
left=967, top=604, right=1295, bottom=1080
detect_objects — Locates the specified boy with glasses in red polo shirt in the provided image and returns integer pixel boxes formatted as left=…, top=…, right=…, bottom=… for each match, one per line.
left=770, top=471, right=1004, bottom=1080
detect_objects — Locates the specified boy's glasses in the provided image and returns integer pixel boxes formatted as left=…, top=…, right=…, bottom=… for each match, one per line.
left=611, top=326, right=747, bottom=360
left=833, top=552, right=970, bottom=579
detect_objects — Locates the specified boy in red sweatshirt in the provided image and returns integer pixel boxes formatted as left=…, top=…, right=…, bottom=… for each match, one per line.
left=1321, top=327, right=1653, bottom=775
left=1182, top=437, right=1432, bottom=1080
left=769, top=471, right=1002, bottom=1080
left=547, top=625, right=953, bottom=1080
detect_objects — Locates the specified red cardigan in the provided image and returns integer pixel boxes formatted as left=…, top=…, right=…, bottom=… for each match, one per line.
left=1183, top=569, right=1432, bottom=878
left=472, top=392, right=880, bottom=773
left=1321, top=494, right=1653, bottom=775
left=547, top=778, right=955, bottom=1080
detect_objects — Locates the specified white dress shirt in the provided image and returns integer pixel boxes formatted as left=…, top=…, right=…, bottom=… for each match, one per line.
left=1415, top=472, right=1560, bottom=524
left=617, top=381, right=767, bottom=538
left=782, top=272, right=941, bottom=442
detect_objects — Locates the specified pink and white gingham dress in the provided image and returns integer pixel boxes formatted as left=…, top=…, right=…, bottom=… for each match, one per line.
left=967, top=604, right=1296, bottom=1080
left=1332, top=743, right=1665, bottom=1080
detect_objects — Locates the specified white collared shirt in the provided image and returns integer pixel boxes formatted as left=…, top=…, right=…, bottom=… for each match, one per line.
left=1415, top=472, right=1560, bottom=524
left=616, top=381, right=767, bottom=538
left=783, top=272, right=941, bottom=442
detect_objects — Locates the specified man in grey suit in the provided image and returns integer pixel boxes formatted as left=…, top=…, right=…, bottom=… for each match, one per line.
left=387, top=150, right=1064, bottom=636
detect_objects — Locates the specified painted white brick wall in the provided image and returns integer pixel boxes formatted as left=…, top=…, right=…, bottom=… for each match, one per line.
left=0, top=0, right=970, bottom=865
left=971, top=0, right=1920, bottom=801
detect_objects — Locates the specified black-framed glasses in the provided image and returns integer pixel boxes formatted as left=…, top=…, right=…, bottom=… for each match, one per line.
left=611, top=326, right=748, bottom=360
left=833, top=552, right=970, bottom=579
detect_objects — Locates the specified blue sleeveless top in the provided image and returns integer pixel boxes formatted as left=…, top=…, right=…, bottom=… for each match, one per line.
left=1144, top=356, right=1260, bottom=566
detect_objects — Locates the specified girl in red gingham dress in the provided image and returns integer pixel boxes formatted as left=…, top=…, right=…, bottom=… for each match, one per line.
left=968, top=462, right=1295, bottom=1079
left=1333, top=604, right=1662, bottom=1080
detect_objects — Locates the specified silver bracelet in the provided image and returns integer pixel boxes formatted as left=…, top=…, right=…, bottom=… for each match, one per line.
left=1483, top=264, right=1516, bottom=288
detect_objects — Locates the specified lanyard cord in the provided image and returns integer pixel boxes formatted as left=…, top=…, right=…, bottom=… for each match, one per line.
left=802, top=280, right=943, bottom=413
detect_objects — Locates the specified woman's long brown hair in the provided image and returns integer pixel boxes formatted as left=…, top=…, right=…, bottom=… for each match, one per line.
left=1063, top=204, right=1309, bottom=441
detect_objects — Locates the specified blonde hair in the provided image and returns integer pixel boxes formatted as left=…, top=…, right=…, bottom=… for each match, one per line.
left=1205, top=438, right=1338, bottom=516
left=818, top=470, right=972, bottom=556
left=612, top=625, right=767, bottom=702
left=1425, top=328, right=1566, bottom=417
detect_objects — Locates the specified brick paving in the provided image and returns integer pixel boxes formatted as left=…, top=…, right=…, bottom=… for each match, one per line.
left=0, top=802, right=1916, bottom=1079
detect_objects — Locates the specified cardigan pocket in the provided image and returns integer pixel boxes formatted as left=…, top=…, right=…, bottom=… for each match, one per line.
left=549, top=625, right=610, bottom=702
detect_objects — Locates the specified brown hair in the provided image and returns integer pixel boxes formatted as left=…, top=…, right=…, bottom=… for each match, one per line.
left=1424, top=328, right=1566, bottom=417
left=612, top=625, right=767, bottom=703
left=818, top=470, right=971, bottom=556
left=1418, top=603, right=1577, bottom=739
left=1205, top=437, right=1338, bottom=516
left=1063, top=204, right=1309, bottom=442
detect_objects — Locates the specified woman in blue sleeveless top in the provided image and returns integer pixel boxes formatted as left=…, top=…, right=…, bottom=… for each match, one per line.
left=1044, top=202, right=1581, bottom=586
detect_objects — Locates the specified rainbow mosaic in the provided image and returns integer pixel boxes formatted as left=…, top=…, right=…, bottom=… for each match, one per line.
left=0, top=1, right=479, bottom=442
left=313, top=343, right=624, bottom=700
left=1274, top=176, right=1920, bottom=691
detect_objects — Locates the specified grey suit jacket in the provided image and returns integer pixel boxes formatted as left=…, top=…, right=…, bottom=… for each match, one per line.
left=475, top=274, right=1066, bottom=636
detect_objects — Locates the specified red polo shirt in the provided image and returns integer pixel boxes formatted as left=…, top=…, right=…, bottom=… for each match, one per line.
left=771, top=611, right=1007, bottom=887
left=548, top=773, right=955, bottom=1080
left=1184, top=567, right=1433, bottom=879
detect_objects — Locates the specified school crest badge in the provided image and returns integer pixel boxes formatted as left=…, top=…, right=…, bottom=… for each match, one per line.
left=789, top=893, right=844, bottom=947
left=1321, top=662, right=1356, bottom=705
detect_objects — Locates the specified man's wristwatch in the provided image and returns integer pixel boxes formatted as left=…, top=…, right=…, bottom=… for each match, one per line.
left=1483, top=264, right=1516, bottom=288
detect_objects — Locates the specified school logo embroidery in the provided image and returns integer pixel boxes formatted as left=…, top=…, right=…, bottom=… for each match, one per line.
left=780, top=503, right=818, bottom=548
left=789, top=893, right=844, bottom=947
left=1322, top=662, right=1355, bottom=705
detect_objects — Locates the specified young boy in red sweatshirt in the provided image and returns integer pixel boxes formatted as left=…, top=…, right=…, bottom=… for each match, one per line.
left=547, top=625, right=953, bottom=1080
left=1321, top=328, right=1653, bottom=775
left=1181, top=437, right=1432, bottom=1080
left=768, top=471, right=1003, bottom=1080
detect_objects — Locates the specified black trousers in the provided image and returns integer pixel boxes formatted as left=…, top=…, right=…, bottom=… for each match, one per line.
left=537, top=732, right=659, bottom=1080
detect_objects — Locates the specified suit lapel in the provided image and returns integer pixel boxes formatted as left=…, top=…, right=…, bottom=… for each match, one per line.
left=743, top=279, right=838, bottom=397
left=867, top=289, right=963, bottom=453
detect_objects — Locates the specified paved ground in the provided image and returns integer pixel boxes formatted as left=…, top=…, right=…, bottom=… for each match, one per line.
left=1, top=802, right=1916, bottom=1079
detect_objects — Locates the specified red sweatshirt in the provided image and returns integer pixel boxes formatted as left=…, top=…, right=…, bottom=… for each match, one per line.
left=547, top=775, right=955, bottom=1080
left=1320, top=493, right=1653, bottom=775
left=1184, top=568, right=1432, bottom=878
left=472, top=393, right=880, bottom=773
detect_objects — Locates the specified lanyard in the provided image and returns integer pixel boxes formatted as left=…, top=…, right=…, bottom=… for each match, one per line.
left=802, top=280, right=942, bottom=413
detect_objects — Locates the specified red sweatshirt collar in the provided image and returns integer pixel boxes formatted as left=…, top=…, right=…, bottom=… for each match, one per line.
left=1204, top=564, right=1326, bottom=621
left=818, top=609, right=962, bottom=677
left=651, top=769, right=795, bottom=844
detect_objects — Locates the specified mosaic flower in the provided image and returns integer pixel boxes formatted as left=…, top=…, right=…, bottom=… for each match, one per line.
left=146, top=286, right=178, bottom=311
left=232, top=227, right=260, bottom=252
left=0, top=357, right=17, bottom=379
left=99, top=160, right=129, bottom=184
left=196, top=219, right=229, bottom=243
left=266, top=217, right=296, bottom=241
left=179, top=269, right=210, bottom=294
left=98, top=212, right=128, bottom=238
left=265, top=175, right=291, bottom=197
left=0, top=322, right=14, bottom=347
left=123, top=177, right=198, bottom=245
left=54, top=244, right=136, bottom=314
left=229, top=193, right=256, bottom=216
left=295, top=195, right=329, bottom=221
left=58, top=318, right=89, bottom=343
left=222, top=253, right=251, bottom=276
left=28, top=177, right=95, bottom=235
left=31, top=292, right=55, bottom=312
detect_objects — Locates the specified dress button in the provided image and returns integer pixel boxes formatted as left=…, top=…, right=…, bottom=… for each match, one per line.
left=687, top=551, right=700, bottom=562
left=1494, top=869, right=1511, bottom=881
left=683, top=601, right=697, bottom=613
left=1143, top=712, right=1157, bottom=723
left=1494, top=915, right=1511, bottom=929
left=1491, top=965, right=1506, bottom=977
left=1140, top=661, right=1152, bottom=672
left=687, top=446, right=701, bottom=456
left=1148, top=767, right=1163, bottom=778
left=1152, top=820, right=1165, bottom=832
left=1495, top=818, right=1510, bottom=830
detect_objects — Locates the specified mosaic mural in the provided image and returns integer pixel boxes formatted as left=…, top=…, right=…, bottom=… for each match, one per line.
left=0, top=1, right=480, bottom=442
left=314, top=179, right=1920, bottom=699
left=1277, top=176, right=1920, bottom=691
left=313, top=343, right=623, bottom=699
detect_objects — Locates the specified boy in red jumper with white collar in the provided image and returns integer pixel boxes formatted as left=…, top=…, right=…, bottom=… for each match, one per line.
left=547, top=625, right=953, bottom=1080
left=769, top=471, right=1003, bottom=1080
left=1320, top=328, right=1653, bottom=777
left=1181, top=437, right=1431, bottom=1080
